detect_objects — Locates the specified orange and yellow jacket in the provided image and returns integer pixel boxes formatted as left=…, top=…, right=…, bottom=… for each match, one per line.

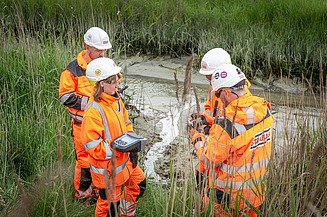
left=193, top=95, right=274, bottom=209
left=203, top=80, right=253, bottom=125
left=81, top=91, right=133, bottom=189
left=59, top=50, right=92, bottom=123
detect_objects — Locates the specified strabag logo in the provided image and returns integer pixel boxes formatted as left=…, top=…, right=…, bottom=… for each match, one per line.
left=250, top=128, right=271, bottom=151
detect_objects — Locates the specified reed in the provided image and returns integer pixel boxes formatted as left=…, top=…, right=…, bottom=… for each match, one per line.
left=1, top=0, right=326, bottom=84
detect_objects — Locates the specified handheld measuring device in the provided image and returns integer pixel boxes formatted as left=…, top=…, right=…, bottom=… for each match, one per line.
left=111, top=132, right=147, bottom=152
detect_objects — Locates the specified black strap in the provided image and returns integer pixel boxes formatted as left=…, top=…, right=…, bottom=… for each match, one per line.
left=192, top=137, right=202, bottom=146
left=207, top=188, right=231, bottom=205
left=99, top=188, right=106, bottom=199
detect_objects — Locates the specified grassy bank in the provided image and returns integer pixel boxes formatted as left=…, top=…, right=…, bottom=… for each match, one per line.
left=1, top=0, right=326, bottom=85
left=0, top=0, right=326, bottom=216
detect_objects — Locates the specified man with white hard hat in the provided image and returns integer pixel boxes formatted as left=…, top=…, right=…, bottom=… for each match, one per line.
left=190, top=48, right=233, bottom=192
left=59, top=27, right=112, bottom=201
left=190, top=48, right=253, bottom=196
left=199, top=48, right=233, bottom=122
left=191, top=63, right=274, bottom=217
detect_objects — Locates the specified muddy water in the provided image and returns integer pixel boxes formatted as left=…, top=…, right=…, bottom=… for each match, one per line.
left=121, top=56, right=323, bottom=181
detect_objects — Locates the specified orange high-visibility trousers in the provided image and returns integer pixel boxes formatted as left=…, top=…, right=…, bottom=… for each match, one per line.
left=95, top=163, right=146, bottom=217
left=72, top=120, right=92, bottom=198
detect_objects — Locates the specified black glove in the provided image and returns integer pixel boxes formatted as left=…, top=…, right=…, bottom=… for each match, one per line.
left=188, top=113, right=210, bottom=135
left=129, top=151, right=138, bottom=168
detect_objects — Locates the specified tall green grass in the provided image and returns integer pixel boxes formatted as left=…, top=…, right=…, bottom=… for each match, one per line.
left=0, top=29, right=75, bottom=212
left=1, top=0, right=326, bottom=84
left=0, top=0, right=326, bottom=216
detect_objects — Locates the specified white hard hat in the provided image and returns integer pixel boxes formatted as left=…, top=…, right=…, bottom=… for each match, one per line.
left=84, top=27, right=112, bottom=50
left=199, top=48, right=231, bottom=75
left=211, top=64, right=246, bottom=92
left=86, top=57, right=121, bottom=85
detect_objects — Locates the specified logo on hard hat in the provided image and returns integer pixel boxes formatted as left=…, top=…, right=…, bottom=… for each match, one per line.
left=201, top=61, right=209, bottom=70
left=103, top=40, right=109, bottom=45
left=94, top=69, right=102, bottom=77
left=221, top=71, right=227, bottom=78
left=87, top=34, right=92, bottom=40
left=214, top=72, right=219, bottom=79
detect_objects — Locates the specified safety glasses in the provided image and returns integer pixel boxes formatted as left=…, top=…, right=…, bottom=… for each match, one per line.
left=215, top=88, right=237, bottom=98
left=103, top=75, right=118, bottom=85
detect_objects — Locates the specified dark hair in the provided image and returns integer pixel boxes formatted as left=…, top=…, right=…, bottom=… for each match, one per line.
left=93, top=81, right=103, bottom=102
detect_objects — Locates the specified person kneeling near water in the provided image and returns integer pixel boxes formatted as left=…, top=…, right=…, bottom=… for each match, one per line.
left=190, top=64, right=274, bottom=217
left=81, top=57, right=146, bottom=217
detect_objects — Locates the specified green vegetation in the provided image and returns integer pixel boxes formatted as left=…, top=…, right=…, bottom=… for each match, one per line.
left=0, top=0, right=326, bottom=216
left=1, top=0, right=326, bottom=84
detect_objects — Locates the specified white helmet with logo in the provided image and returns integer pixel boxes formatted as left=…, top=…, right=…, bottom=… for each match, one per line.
left=211, top=64, right=246, bottom=92
left=86, top=57, right=121, bottom=85
left=199, top=48, right=231, bottom=75
left=84, top=27, right=112, bottom=50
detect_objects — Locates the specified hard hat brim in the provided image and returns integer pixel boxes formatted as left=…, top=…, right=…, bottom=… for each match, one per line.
left=199, top=68, right=216, bottom=75
left=92, top=43, right=112, bottom=50
left=85, top=41, right=112, bottom=50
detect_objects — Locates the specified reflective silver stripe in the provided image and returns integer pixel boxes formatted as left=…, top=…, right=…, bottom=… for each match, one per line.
left=69, top=111, right=83, bottom=121
left=233, top=122, right=247, bottom=135
left=103, top=140, right=113, bottom=160
left=125, top=120, right=132, bottom=126
left=90, top=164, right=106, bottom=175
left=115, top=160, right=128, bottom=174
left=81, top=96, right=89, bottom=110
left=90, top=160, right=128, bottom=175
left=204, top=110, right=213, bottom=116
left=199, top=147, right=219, bottom=169
left=84, top=138, right=103, bottom=150
left=243, top=107, right=255, bottom=124
left=220, top=157, right=270, bottom=174
left=215, top=177, right=263, bottom=190
left=194, top=141, right=205, bottom=151
left=86, top=102, right=112, bottom=140
left=60, top=91, right=76, bottom=104
left=119, top=198, right=136, bottom=216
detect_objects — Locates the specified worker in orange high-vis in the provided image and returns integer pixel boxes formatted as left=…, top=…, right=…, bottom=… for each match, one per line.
left=190, top=64, right=274, bottom=217
left=81, top=57, right=146, bottom=217
left=191, top=48, right=253, bottom=191
left=59, top=27, right=112, bottom=200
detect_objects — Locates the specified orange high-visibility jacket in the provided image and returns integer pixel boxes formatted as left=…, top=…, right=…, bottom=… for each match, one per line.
left=193, top=95, right=274, bottom=209
left=203, top=81, right=253, bottom=125
left=81, top=91, right=133, bottom=189
left=59, top=50, right=92, bottom=122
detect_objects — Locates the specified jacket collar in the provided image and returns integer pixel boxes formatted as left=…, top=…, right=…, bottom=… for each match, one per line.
left=77, top=50, right=88, bottom=70
left=99, top=91, right=119, bottom=105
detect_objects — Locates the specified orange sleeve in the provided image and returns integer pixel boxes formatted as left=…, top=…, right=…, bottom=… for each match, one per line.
left=201, top=124, right=231, bottom=166
left=81, top=109, right=111, bottom=161
left=59, top=69, right=89, bottom=110
left=59, top=69, right=77, bottom=97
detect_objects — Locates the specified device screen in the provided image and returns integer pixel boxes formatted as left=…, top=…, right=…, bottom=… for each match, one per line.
left=119, top=134, right=135, bottom=144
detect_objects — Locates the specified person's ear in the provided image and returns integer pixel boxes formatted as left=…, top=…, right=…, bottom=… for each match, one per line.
left=100, top=81, right=104, bottom=88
